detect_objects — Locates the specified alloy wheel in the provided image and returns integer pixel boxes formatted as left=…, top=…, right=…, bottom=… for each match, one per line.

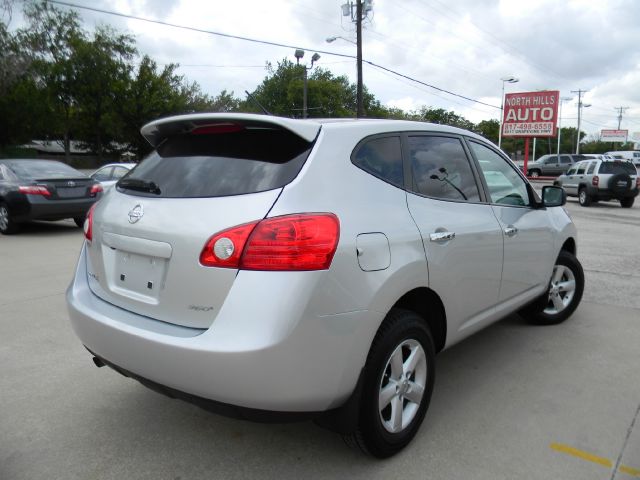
left=378, top=339, right=427, bottom=434
left=543, top=264, right=576, bottom=315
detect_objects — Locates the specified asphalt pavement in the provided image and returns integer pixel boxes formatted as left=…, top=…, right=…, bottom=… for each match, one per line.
left=1, top=197, right=638, bottom=480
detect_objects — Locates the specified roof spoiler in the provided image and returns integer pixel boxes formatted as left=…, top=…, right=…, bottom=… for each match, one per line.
left=140, top=113, right=321, bottom=147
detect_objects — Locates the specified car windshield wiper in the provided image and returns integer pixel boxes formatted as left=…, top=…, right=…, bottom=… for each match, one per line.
left=117, top=178, right=161, bottom=195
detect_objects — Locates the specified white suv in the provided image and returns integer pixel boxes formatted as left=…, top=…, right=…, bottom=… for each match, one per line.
left=67, top=114, right=584, bottom=457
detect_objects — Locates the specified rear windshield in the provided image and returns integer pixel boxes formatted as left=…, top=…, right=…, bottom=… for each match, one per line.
left=7, top=160, right=85, bottom=179
left=598, top=162, right=636, bottom=175
left=118, top=128, right=313, bottom=198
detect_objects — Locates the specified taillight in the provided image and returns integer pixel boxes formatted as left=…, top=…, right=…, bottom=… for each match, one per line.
left=18, top=185, right=50, bottom=196
left=200, top=213, right=340, bottom=271
left=84, top=203, right=97, bottom=241
left=199, top=220, right=260, bottom=268
left=90, top=184, right=103, bottom=196
left=636, top=177, right=640, bottom=189
left=592, top=176, right=599, bottom=186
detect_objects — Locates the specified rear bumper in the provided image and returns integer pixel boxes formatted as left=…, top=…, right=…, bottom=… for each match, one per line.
left=586, top=186, right=639, bottom=198
left=14, top=196, right=97, bottom=221
left=67, top=244, right=380, bottom=413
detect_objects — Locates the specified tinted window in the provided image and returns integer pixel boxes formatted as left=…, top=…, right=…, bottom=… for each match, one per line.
left=587, top=162, right=596, bottom=174
left=92, top=167, right=113, bottom=181
left=566, top=167, right=577, bottom=175
left=560, top=156, right=573, bottom=164
left=598, top=162, right=636, bottom=175
left=352, top=136, right=403, bottom=188
left=576, top=164, right=586, bottom=175
left=118, top=128, right=312, bottom=198
left=7, top=160, right=84, bottom=179
left=407, top=136, right=480, bottom=202
left=544, top=156, right=557, bottom=164
left=469, top=141, right=530, bottom=207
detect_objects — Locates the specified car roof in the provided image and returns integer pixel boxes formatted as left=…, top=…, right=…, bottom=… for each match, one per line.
left=96, top=163, right=136, bottom=169
left=141, top=113, right=492, bottom=148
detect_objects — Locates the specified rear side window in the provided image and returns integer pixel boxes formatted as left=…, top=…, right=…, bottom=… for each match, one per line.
left=560, top=156, right=573, bottom=164
left=587, top=162, right=596, bottom=174
left=598, top=162, right=636, bottom=175
left=407, top=136, right=480, bottom=202
left=352, top=136, right=403, bottom=188
left=118, top=128, right=313, bottom=198
left=576, top=164, right=587, bottom=175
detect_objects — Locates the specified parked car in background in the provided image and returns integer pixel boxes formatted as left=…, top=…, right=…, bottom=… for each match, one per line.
left=67, top=113, right=583, bottom=458
left=91, top=163, right=136, bottom=191
left=605, top=151, right=640, bottom=168
left=555, top=157, right=639, bottom=207
left=0, top=159, right=102, bottom=234
left=525, top=154, right=588, bottom=177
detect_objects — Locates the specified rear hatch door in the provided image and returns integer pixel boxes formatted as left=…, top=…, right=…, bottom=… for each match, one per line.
left=86, top=115, right=319, bottom=329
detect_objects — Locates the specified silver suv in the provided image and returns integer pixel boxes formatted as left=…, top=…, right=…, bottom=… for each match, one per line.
left=67, top=114, right=584, bottom=458
left=555, top=158, right=639, bottom=207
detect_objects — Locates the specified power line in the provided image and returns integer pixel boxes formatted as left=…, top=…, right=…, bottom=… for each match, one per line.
left=44, top=0, right=499, bottom=110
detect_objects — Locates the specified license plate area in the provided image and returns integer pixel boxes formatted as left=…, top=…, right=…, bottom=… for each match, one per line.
left=105, top=249, right=168, bottom=304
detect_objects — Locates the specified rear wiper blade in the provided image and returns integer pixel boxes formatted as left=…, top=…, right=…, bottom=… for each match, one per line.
left=117, top=178, right=161, bottom=194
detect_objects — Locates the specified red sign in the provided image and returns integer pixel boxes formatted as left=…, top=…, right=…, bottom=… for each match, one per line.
left=502, top=90, right=560, bottom=137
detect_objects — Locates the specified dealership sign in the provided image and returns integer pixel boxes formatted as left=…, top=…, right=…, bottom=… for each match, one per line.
left=502, top=90, right=560, bottom=137
left=600, top=129, right=628, bottom=142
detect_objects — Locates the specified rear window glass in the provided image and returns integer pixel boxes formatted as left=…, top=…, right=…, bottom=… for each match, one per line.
left=352, top=136, right=404, bottom=188
left=598, top=162, right=636, bottom=175
left=118, top=128, right=313, bottom=198
left=7, top=160, right=84, bottom=179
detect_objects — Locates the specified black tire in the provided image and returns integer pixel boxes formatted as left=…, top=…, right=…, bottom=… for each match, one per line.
left=343, top=308, right=436, bottom=458
left=578, top=188, right=591, bottom=207
left=620, top=197, right=635, bottom=208
left=73, top=216, right=86, bottom=228
left=529, top=169, right=541, bottom=178
left=0, top=202, right=20, bottom=234
left=519, top=250, right=584, bottom=325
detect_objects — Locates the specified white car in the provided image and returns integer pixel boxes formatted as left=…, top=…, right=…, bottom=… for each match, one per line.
left=67, top=114, right=584, bottom=457
left=90, top=163, right=136, bottom=190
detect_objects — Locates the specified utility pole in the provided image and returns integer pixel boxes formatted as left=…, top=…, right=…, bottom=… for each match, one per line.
left=356, top=0, right=363, bottom=118
left=571, top=89, right=588, bottom=154
left=615, top=106, right=629, bottom=130
left=613, top=106, right=628, bottom=150
left=341, top=1, right=372, bottom=118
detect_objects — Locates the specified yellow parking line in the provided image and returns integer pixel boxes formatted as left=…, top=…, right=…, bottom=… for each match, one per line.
left=549, top=443, right=640, bottom=478
left=550, top=443, right=612, bottom=468
left=620, top=465, right=640, bottom=477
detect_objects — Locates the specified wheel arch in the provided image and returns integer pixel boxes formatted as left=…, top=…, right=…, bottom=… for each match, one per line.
left=560, top=237, right=576, bottom=256
left=391, top=287, right=447, bottom=353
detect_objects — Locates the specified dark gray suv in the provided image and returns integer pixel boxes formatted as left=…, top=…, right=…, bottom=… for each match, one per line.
left=555, top=158, right=639, bottom=207
left=526, top=154, right=586, bottom=177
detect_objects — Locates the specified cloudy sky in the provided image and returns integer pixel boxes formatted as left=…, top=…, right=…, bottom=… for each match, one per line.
left=7, top=0, right=640, bottom=139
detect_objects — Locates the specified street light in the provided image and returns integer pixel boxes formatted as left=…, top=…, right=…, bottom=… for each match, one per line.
left=326, top=35, right=356, bottom=45
left=294, top=49, right=320, bottom=119
left=556, top=96, right=573, bottom=158
left=498, top=75, right=519, bottom=149
left=576, top=102, right=591, bottom=154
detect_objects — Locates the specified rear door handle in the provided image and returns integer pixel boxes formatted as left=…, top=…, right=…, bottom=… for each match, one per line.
left=504, top=226, right=518, bottom=237
left=430, top=231, right=455, bottom=243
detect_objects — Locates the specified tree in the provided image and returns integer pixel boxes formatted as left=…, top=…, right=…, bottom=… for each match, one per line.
left=17, top=0, right=85, bottom=158
left=71, top=26, right=136, bottom=160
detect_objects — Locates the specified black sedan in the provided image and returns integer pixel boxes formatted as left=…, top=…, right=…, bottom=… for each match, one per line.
left=0, top=159, right=102, bottom=234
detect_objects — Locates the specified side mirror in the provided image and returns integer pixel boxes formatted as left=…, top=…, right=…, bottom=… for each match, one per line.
left=542, top=185, right=566, bottom=207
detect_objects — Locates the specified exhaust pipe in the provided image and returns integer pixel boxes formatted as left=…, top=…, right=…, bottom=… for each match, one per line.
left=92, top=356, right=105, bottom=368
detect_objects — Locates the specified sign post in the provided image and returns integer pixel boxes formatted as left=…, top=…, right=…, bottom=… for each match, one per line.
left=501, top=90, right=560, bottom=176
